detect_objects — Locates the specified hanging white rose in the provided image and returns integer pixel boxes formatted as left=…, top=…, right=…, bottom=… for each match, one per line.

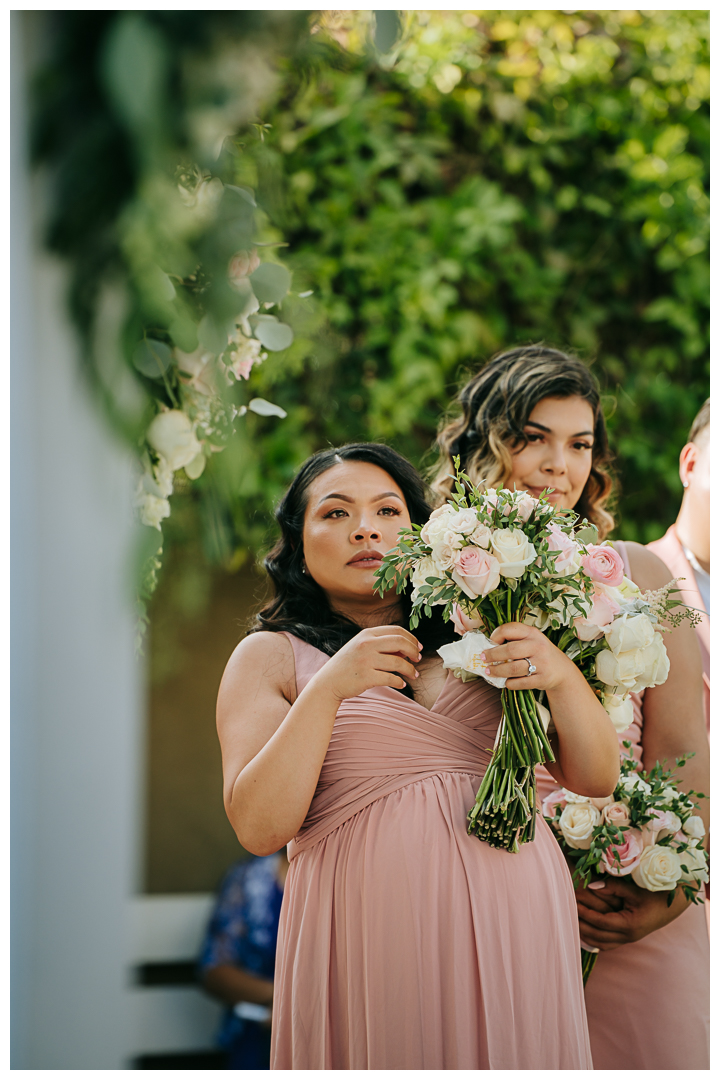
left=602, top=694, right=634, bottom=733
left=146, top=410, right=203, bottom=472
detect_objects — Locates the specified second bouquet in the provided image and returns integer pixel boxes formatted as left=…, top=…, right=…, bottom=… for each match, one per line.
left=375, top=462, right=680, bottom=853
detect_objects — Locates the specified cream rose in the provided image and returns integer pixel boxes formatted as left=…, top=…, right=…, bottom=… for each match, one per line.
left=559, top=802, right=602, bottom=849
left=617, top=772, right=651, bottom=798
left=631, top=845, right=684, bottom=891
left=448, top=507, right=481, bottom=535
left=410, top=556, right=446, bottom=604
left=595, top=645, right=647, bottom=692
left=420, top=505, right=456, bottom=548
left=678, top=845, right=709, bottom=885
left=632, top=632, right=670, bottom=691
left=451, top=546, right=501, bottom=599
left=491, top=527, right=537, bottom=579
left=146, top=410, right=203, bottom=472
left=682, top=815, right=706, bottom=842
left=602, top=694, right=634, bottom=733
left=604, top=612, right=656, bottom=655
left=469, top=522, right=492, bottom=548
left=512, top=491, right=539, bottom=522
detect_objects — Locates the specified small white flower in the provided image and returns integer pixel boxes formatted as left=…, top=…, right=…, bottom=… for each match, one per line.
left=146, top=410, right=203, bottom=472
left=682, top=815, right=706, bottom=842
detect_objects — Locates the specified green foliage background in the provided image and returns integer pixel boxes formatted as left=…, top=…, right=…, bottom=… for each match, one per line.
left=33, top=10, right=709, bottom=623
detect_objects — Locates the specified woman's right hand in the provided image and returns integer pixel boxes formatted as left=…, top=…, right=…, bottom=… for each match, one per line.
left=313, top=625, right=423, bottom=704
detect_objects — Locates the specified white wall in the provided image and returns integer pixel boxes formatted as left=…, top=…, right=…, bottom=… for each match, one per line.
left=11, top=11, right=145, bottom=1068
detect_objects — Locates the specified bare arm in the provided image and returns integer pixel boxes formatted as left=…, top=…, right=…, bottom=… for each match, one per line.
left=218, top=628, right=422, bottom=856
left=202, top=964, right=274, bottom=1008
left=575, top=543, right=709, bottom=949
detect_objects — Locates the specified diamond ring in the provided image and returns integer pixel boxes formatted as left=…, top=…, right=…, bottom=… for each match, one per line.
left=524, top=658, right=537, bottom=676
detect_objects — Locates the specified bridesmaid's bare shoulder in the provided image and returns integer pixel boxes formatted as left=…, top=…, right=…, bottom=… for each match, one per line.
left=219, top=630, right=297, bottom=707
left=623, top=541, right=674, bottom=591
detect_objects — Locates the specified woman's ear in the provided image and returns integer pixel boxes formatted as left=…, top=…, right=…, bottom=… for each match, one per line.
left=678, top=442, right=698, bottom=489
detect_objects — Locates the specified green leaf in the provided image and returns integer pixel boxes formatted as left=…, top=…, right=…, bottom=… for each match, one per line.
left=133, top=339, right=173, bottom=378
left=374, top=10, right=402, bottom=53
left=253, top=315, right=294, bottom=351
left=250, top=262, right=292, bottom=304
left=198, top=314, right=229, bottom=354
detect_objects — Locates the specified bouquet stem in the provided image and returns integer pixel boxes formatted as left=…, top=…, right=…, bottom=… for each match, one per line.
left=467, top=688, right=554, bottom=852
left=581, top=948, right=599, bottom=986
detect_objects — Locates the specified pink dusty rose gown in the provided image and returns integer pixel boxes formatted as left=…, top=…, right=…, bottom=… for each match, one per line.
left=536, top=540, right=710, bottom=1071
left=269, top=632, right=593, bottom=1070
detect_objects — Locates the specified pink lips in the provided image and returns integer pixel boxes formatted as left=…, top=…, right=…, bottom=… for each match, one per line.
left=347, top=549, right=385, bottom=568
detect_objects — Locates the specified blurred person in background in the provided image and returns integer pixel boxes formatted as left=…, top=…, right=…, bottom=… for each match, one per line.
left=199, top=849, right=289, bottom=1070
left=647, top=400, right=710, bottom=734
left=433, top=346, right=709, bottom=1070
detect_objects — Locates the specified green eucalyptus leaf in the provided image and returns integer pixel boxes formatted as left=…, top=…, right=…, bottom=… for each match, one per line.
left=198, top=314, right=229, bottom=354
left=576, top=524, right=600, bottom=546
left=249, top=262, right=292, bottom=304
left=133, top=339, right=174, bottom=379
left=253, top=315, right=294, bottom=352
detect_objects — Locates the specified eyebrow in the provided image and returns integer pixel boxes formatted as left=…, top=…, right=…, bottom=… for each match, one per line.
left=525, top=421, right=594, bottom=438
left=318, top=491, right=403, bottom=505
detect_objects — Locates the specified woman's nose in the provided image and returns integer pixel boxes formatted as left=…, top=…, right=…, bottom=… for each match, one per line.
left=352, top=521, right=381, bottom=542
left=542, top=444, right=568, bottom=474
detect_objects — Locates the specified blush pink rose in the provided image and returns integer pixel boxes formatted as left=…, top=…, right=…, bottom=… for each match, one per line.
left=602, top=800, right=631, bottom=828
left=542, top=789, right=567, bottom=820
left=574, top=585, right=621, bottom=641
left=547, top=525, right=582, bottom=576
left=228, top=248, right=260, bottom=288
left=451, top=546, right=501, bottom=599
left=450, top=604, right=483, bottom=636
left=581, top=543, right=625, bottom=587
left=600, top=827, right=643, bottom=876
left=514, top=491, right=539, bottom=522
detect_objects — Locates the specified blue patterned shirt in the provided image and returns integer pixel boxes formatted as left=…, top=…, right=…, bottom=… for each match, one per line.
left=199, top=854, right=284, bottom=1052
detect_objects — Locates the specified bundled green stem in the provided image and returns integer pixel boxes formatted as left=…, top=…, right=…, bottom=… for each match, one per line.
left=467, top=688, right=555, bottom=853
left=581, top=949, right=599, bottom=985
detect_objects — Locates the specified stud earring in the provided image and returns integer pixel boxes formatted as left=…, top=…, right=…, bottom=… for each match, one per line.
left=682, top=481, right=689, bottom=489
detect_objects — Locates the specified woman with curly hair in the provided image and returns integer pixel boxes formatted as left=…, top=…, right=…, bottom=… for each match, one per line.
left=432, top=344, right=709, bottom=1070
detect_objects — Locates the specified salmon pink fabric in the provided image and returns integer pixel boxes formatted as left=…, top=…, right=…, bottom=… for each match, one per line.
left=270, top=633, right=593, bottom=1070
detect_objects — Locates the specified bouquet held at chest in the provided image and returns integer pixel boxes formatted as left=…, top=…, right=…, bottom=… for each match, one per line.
left=376, top=462, right=698, bottom=853
left=544, top=750, right=708, bottom=982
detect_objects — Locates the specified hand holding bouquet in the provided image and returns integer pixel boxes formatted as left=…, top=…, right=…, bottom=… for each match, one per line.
left=376, top=461, right=698, bottom=853
left=543, top=750, right=708, bottom=982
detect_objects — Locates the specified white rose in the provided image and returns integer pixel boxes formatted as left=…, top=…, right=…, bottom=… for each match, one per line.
left=469, top=522, right=492, bottom=548
left=137, top=492, right=170, bottom=530
left=631, top=633, right=670, bottom=691
left=564, top=790, right=592, bottom=804
left=491, top=527, right=537, bottom=579
left=437, top=631, right=507, bottom=688
left=432, top=538, right=462, bottom=572
left=602, top=694, right=634, bottom=733
left=678, top=845, right=709, bottom=885
left=420, top=505, right=456, bottom=548
left=448, top=507, right=481, bottom=535
left=617, top=577, right=642, bottom=604
left=682, top=815, right=706, bottom=842
left=595, top=644, right=647, bottom=692
left=604, top=612, right=656, bottom=656
left=146, top=410, right=203, bottom=472
left=410, top=556, right=446, bottom=604
left=618, top=771, right=651, bottom=798
left=559, top=803, right=602, bottom=849
left=631, top=845, right=684, bottom=891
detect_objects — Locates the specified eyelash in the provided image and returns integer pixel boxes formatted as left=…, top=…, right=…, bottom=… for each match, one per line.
left=525, top=434, right=593, bottom=451
left=323, top=506, right=401, bottom=519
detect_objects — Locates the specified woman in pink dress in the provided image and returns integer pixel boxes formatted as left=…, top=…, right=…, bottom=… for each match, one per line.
left=216, top=442, right=620, bottom=1069
left=434, top=346, right=710, bottom=1069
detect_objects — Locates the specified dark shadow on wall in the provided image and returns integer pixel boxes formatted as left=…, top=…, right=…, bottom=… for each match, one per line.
left=145, top=557, right=269, bottom=893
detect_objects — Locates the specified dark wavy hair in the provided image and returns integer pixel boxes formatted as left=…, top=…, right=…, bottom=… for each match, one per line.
left=250, top=443, right=456, bottom=671
left=431, top=345, right=616, bottom=538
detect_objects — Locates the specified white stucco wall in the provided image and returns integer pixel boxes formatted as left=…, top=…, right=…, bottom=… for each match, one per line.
left=11, top=11, right=144, bottom=1068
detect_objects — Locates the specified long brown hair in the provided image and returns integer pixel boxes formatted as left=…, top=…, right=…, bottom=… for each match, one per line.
left=431, top=345, right=615, bottom=538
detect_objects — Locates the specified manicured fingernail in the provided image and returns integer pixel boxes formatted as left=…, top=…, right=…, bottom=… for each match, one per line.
left=588, top=881, right=605, bottom=890
left=479, top=652, right=486, bottom=661
left=414, top=670, right=419, bottom=678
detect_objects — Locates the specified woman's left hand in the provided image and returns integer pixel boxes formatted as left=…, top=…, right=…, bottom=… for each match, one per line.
left=575, top=876, right=693, bottom=950
left=486, top=622, right=579, bottom=693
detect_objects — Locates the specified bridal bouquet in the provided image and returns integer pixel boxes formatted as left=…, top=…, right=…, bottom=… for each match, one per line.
left=543, top=749, right=708, bottom=983
left=376, top=461, right=695, bottom=853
